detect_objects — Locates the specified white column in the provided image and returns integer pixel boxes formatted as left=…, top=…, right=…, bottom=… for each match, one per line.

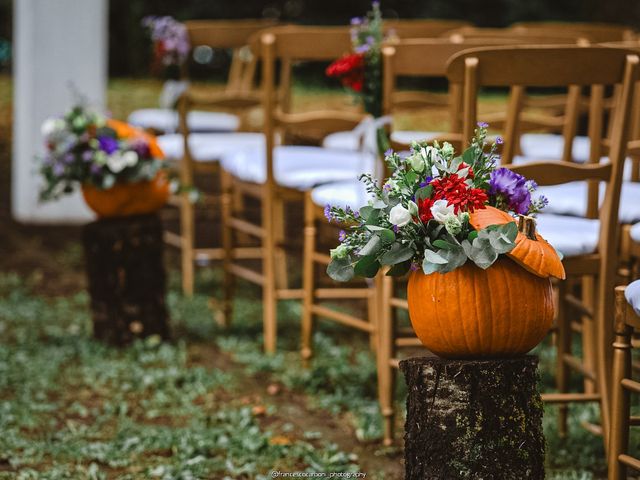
left=12, top=0, right=108, bottom=224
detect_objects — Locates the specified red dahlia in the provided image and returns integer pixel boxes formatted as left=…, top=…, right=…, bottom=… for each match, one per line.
left=417, top=197, right=434, bottom=223
left=326, top=53, right=365, bottom=93
left=430, top=175, right=488, bottom=214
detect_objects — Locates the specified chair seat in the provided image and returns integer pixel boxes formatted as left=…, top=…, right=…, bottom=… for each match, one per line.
left=220, top=146, right=377, bottom=190
left=322, top=131, right=363, bottom=151
left=311, top=180, right=372, bottom=210
left=390, top=130, right=443, bottom=146
left=519, top=133, right=591, bottom=163
left=535, top=213, right=600, bottom=258
left=157, top=132, right=265, bottom=162
left=625, top=279, right=640, bottom=316
left=536, top=181, right=640, bottom=223
left=630, top=223, right=640, bottom=243
left=128, top=108, right=240, bottom=134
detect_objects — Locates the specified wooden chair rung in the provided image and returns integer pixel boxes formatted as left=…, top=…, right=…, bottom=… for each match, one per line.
left=310, top=305, right=373, bottom=332
left=312, top=252, right=331, bottom=265
left=228, top=217, right=265, bottom=238
left=315, top=288, right=373, bottom=299
left=390, top=297, right=408, bottom=310
left=541, top=392, right=601, bottom=403
left=275, top=288, right=304, bottom=300
left=629, top=416, right=640, bottom=426
left=228, top=263, right=265, bottom=286
left=621, top=378, right=640, bottom=394
left=389, top=358, right=401, bottom=369
left=564, top=293, right=594, bottom=318
left=395, top=337, right=422, bottom=347
left=570, top=320, right=583, bottom=333
left=580, top=420, right=603, bottom=436
left=562, top=353, right=596, bottom=380
left=619, top=454, right=640, bottom=471
left=164, top=231, right=184, bottom=249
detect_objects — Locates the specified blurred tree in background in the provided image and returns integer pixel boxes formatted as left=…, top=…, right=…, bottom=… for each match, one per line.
left=0, top=0, right=640, bottom=76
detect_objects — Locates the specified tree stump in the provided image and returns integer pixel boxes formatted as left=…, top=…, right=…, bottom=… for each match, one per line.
left=400, top=356, right=544, bottom=480
left=83, top=213, right=170, bottom=345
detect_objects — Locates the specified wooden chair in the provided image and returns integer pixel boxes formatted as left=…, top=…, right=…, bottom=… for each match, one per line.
left=453, top=45, right=638, bottom=448
left=511, top=22, right=635, bottom=43
left=385, top=19, right=471, bottom=39
left=609, top=282, right=640, bottom=478
left=129, top=19, right=275, bottom=134
left=219, top=26, right=376, bottom=353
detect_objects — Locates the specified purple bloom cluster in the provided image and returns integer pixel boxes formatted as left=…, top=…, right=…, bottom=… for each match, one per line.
left=142, top=16, right=190, bottom=65
left=98, top=135, right=118, bottom=155
left=489, top=168, right=531, bottom=215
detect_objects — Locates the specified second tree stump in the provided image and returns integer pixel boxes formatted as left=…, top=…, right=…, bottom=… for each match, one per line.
left=400, top=356, right=545, bottom=480
left=83, top=213, right=170, bottom=345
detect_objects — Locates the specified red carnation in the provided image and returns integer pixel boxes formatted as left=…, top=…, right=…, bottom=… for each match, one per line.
left=430, top=175, right=488, bottom=214
left=417, top=197, right=434, bottom=223
left=326, top=53, right=365, bottom=93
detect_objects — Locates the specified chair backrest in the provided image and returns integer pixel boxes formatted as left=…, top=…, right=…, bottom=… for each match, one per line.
left=183, top=19, right=278, bottom=93
left=261, top=26, right=367, bottom=184
left=385, top=19, right=472, bottom=39
left=609, top=284, right=640, bottom=479
left=444, top=27, right=591, bottom=44
left=511, top=22, right=635, bottom=43
left=448, top=48, right=638, bottom=429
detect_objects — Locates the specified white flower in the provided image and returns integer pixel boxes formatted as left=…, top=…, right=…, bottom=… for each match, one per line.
left=408, top=153, right=425, bottom=172
left=389, top=204, right=412, bottom=227
left=407, top=200, right=419, bottom=216
left=106, top=151, right=138, bottom=173
left=441, top=142, right=454, bottom=157
left=430, top=199, right=455, bottom=224
left=41, top=118, right=66, bottom=139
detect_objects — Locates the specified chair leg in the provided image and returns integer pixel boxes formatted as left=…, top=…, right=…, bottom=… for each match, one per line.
left=180, top=193, right=195, bottom=296
left=608, top=321, right=631, bottom=480
left=301, top=194, right=316, bottom=367
left=556, top=279, right=571, bottom=438
left=367, top=280, right=378, bottom=353
left=262, top=188, right=278, bottom=354
left=220, top=170, right=235, bottom=328
left=581, top=275, right=597, bottom=394
left=273, top=197, right=289, bottom=290
left=376, top=274, right=395, bottom=446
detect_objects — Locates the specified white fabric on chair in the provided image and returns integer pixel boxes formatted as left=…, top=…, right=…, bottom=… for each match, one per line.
left=390, top=130, right=443, bottom=146
left=128, top=109, right=240, bottom=134
left=220, top=145, right=377, bottom=190
left=157, top=132, right=265, bottom=162
left=322, top=116, right=392, bottom=154
left=311, top=180, right=372, bottom=210
left=519, top=133, right=591, bottom=163
left=630, top=223, right=640, bottom=243
left=535, top=213, right=600, bottom=258
left=625, top=279, right=640, bottom=316
left=322, top=130, right=362, bottom=152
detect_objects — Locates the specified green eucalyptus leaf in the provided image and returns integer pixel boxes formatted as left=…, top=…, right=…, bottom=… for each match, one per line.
left=467, top=230, right=479, bottom=242
left=360, top=205, right=374, bottom=220
left=424, top=249, right=448, bottom=265
left=421, top=258, right=443, bottom=274
left=354, top=255, right=381, bottom=278
left=379, top=228, right=396, bottom=244
left=467, top=237, right=499, bottom=269
left=372, top=199, right=387, bottom=209
left=415, top=185, right=433, bottom=201
left=379, top=243, right=415, bottom=265
left=432, top=239, right=459, bottom=251
left=358, top=235, right=382, bottom=256
left=386, top=261, right=412, bottom=277
left=462, top=147, right=475, bottom=165
left=438, top=247, right=468, bottom=273
left=327, top=257, right=355, bottom=282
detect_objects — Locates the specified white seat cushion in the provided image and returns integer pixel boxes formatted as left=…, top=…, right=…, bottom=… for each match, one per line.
left=535, top=213, right=599, bottom=258
left=220, top=146, right=377, bottom=190
left=519, top=133, right=591, bottom=163
left=536, top=181, right=640, bottom=223
left=156, top=132, right=264, bottom=162
left=311, top=180, right=372, bottom=210
left=625, top=280, right=640, bottom=316
left=322, top=131, right=362, bottom=151
left=128, top=108, right=240, bottom=134
left=390, top=130, right=443, bottom=146
left=631, top=223, right=640, bottom=243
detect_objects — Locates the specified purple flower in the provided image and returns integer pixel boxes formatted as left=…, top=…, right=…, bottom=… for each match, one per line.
left=355, top=44, right=371, bottom=54
left=324, top=205, right=332, bottom=222
left=98, top=136, right=118, bottom=155
left=350, top=17, right=362, bottom=25
left=383, top=183, right=391, bottom=192
left=496, top=136, right=504, bottom=145
left=489, top=168, right=531, bottom=215
left=130, top=139, right=150, bottom=158
left=63, top=152, right=75, bottom=164
left=410, top=262, right=419, bottom=272
left=393, top=225, right=399, bottom=233
left=477, top=121, right=489, bottom=128
left=418, top=178, right=432, bottom=188
left=338, top=230, right=347, bottom=242
left=82, top=150, right=93, bottom=162
left=53, top=163, right=65, bottom=176
left=90, top=163, right=102, bottom=175
left=372, top=0, right=380, bottom=7
left=384, top=148, right=393, bottom=157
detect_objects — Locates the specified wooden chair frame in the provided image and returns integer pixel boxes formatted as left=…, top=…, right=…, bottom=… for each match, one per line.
left=609, top=285, right=640, bottom=478
left=165, top=20, right=275, bottom=296
left=220, top=26, right=367, bottom=353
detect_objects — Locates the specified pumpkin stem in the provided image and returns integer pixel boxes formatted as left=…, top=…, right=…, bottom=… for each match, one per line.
left=518, top=215, right=537, bottom=240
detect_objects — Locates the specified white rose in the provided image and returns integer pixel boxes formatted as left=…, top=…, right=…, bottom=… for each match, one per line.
left=122, top=151, right=139, bottom=167
left=430, top=199, right=455, bottom=223
left=389, top=204, right=412, bottom=227
left=107, top=152, right=128, bottom=173
left=41, top=118, right=66, bottom=139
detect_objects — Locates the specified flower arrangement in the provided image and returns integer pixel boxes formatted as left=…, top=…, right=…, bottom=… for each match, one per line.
left=326, top=1, right=384, bottom=117
left=39, top=105, right=166, bottom=201
left=326, top=124, right=550, bottom=281
left=141, top=16, right=190, bottom=75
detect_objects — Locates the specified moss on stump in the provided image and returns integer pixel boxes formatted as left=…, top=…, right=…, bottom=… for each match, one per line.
left=400, top=356, right=544, bottom=480
left=83, top=213, right=170, bottom=345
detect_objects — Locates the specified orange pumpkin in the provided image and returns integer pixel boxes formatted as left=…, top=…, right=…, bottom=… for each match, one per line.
left=106, top=119, right=164, bottom=158
left=469, top=206, right=565, bottom=280
left=82, top=172, right=170, bottom=218
left=408, top=257, right=554, bottom=358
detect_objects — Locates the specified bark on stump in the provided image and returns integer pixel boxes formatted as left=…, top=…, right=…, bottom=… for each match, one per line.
left=400, top=356, right=544, bottom=480
left=83, top=213, right=170, bottom=345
